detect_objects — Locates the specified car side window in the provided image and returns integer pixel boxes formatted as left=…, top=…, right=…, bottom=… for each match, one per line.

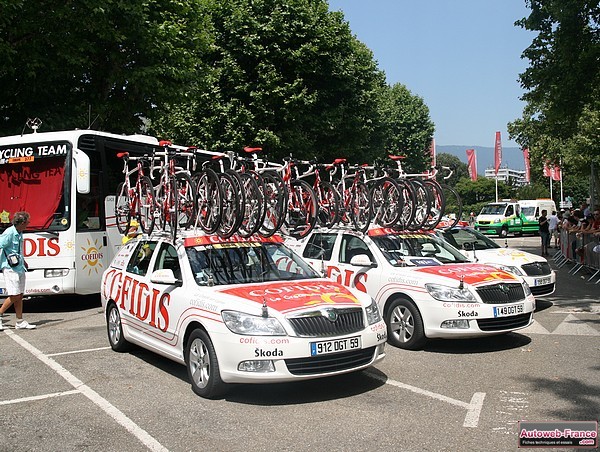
left=153, top=243, right=182, bottom=280
left=506, top=205, right=514, bottom=216
left=126, top=241, right=157, bottom=276
left=303, top=233, right=336, bottom=261
left=340, top=235, right=372, bottom=264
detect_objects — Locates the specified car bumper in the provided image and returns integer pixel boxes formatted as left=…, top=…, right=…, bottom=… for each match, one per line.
left=213, top=322, right=387, bottom=384
left=420, top=297, right=536, bottom=339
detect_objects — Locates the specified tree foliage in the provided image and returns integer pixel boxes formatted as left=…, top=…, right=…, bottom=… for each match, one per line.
left=375, top=83, right=434, bottom=172
left=0, top=0, right=211, bottom=135
left=508, top=0, right=600, bottom=175
left=150, top=0, right=387, bottom=162
left=0, top=0, right=436, bottom=167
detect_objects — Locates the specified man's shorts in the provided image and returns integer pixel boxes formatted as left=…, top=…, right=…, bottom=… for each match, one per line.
left=3, top=268, right=25, bottom=296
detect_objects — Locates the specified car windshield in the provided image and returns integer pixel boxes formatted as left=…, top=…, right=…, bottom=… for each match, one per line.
left=186, top=242, right=319, bottom=286
left=441, top=228, right=500, bottom=251
left=371, top=233, right=470, bottom=265
left=479, top=204, right=507, bottom=215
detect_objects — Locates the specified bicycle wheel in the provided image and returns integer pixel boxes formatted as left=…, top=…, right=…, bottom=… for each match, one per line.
left=217, top=172, right=242, bottom=238
left=315, top=180, right=341, bottom=228
left=195, top=168, right=222, bottom=234
left=370, top=177, right=402, bottom=228
left=407, top=179, right=431, bottom=230
left=395, top=180, right=416, bottom=230
left=115, top=182, right=131, bottom=235
left=440, top=184, right=463, bottom=229
left=286, top=179, right=318, bottom=239
left=137, top=176, right=155, bottom=235
left=238, top=172, right=263, bottom=238
left=350, top=181, right=371, bottom=233
left=422, top=179, right=445, bottom=231
left=157, top=176, right=178, bottom=241
left=176, top=173, right=197, bottom=230
left=258, top=171, right=287, bottom=237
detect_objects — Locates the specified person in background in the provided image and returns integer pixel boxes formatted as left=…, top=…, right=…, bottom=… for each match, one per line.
left=539, top=209, right=550, bottom=257
left=0, top=211, right=36, bottom=330
left=548, top=210, right=560, bottom=248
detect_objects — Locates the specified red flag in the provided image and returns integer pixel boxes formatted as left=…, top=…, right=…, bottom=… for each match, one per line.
left=523, top=148, right=531, bottom=183
left=551, top=164, right=562, bottom=181
left=466, top=149, right=477, bottom=181
left=494, top=131, right=502, bottom=174
left=429, top=138, right=436, bottom=167
left=543, top=161, right=551, bottom=177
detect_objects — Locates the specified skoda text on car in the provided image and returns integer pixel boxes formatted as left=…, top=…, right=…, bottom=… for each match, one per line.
left=100, top=232, right=386, bottom=398
left=285, top=227, right=535, bottom=350
left=435, top=226, right=556, bottom=297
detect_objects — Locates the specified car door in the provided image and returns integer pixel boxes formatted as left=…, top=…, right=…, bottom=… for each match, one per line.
left=333, top=234, right=378, bottom=295
left=140, top=242, right=187, bottom=360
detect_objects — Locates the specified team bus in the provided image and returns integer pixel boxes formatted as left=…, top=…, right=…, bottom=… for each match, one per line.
left=0, top=128, right=161, bottom=297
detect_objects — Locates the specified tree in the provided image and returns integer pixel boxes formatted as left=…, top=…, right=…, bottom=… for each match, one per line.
left=374, top=83, right=434, bottom=172
left=0, top=0, right=211, bottom=135
left=150, top=0, right=386, bottom=162
left=508, top=0, right=600, bottom=173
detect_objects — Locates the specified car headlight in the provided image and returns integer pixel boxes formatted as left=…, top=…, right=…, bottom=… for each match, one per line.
left=365, top=299, right=381, bottom=325
left=221, top=310, right=286, bottom=336
left=494, top=219, right=501, bottom=223
left=523, top=281, right=532, bottom=297
left=493, top=264, right=525, bottom=276
left=425, top=283, right=476, bottom=302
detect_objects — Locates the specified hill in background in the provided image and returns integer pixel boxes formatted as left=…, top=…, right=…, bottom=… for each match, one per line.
left=437, top=145, right=525, bottom=174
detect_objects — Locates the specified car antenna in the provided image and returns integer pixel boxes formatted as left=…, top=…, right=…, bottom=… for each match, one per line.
left=472, top=242, right=478, bottom=263
left=504, top=238, right=508, bottom=248
left=262, top=298, right=269, bottom=318
left=458, top=275, right=464, bottom=290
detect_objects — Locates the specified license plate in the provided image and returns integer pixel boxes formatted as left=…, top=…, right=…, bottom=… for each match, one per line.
left=493, top=304, right=524, bottom=317
left=310, top=336, right=361, bottom=356
left=535, top=276, right=551, bottom=286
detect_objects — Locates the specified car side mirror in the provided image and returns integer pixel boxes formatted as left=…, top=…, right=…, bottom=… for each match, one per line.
left=462, top=242, right=474, bottom=251
left=150, top=269, right=182, bottom=286
left=350, top=254, right=376, bottom=267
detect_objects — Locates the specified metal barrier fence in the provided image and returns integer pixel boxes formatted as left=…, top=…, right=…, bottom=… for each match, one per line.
left=553, top=229, right=600, bottom=283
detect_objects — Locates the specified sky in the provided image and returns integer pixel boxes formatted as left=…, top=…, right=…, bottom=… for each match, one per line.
left=327, top=0, right=535, bottom=148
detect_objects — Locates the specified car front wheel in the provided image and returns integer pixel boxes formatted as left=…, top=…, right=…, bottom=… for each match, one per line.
left=185, top=329, right=227, bottom=399
left=385, top=299, right=426, bottom=350
left=107, top=304, right=130, bottom=352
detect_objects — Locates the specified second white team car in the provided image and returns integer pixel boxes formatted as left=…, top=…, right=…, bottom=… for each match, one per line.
left=100, top=232, right=386, bottom=398
left=286, top=227, right=536, bottom=350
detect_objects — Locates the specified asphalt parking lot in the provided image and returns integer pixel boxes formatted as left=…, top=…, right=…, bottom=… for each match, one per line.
left=1, top=235, right=598, bottom=451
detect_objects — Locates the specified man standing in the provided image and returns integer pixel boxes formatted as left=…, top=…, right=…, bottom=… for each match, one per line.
left=0, top=211, right=36, bottom=330
left=548, top=210, right=560, bottom=248
left=539, top=209, right=550, bottom=257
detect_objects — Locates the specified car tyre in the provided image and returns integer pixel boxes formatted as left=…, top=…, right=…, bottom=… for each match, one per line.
left=185, top=329, right=227, bottom=399
left=107, top=304, right=131, bottom=352
left=385, top=298, right=426, bottom=350
left=499, top=226, right=508, bottom=238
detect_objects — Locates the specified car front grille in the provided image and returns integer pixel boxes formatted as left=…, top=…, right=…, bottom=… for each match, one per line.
left=477, top=313, right=532, bottom=331
left=285, top=347, right=376, bottom=375
left=476, top=283, right=526, bottom=304
left=530, top=283, right=555, bottom=296
left=521, top=262, right=552, bottom=276
left=287, top=308, right=365, bottom=337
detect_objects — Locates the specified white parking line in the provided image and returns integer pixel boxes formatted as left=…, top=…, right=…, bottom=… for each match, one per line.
left=46, top=346, right=111, bottom=357
left=4, top=330, right=168, bottom=452
left=0, top=389, right=80, bottom=406
left=365, top=370, right=486, bottom=428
